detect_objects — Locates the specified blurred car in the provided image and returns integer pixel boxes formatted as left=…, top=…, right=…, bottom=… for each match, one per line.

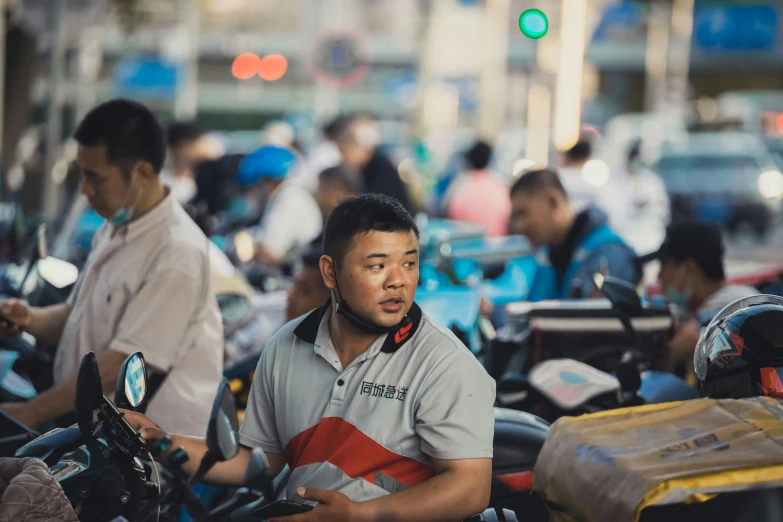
left=765, top=136, right=783, bottom=170
left=654, top=132, right=783, bottom=237
left=596, top=112, right=688, bottom=171
left=716, top=90, right=783, bottom=135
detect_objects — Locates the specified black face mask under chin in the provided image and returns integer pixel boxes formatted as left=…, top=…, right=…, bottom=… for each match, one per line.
left=332, top=266, right=402, bottom=335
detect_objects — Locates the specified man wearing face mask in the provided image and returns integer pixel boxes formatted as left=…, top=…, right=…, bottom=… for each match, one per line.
left=0, top=99, right=223, bottom=435
left=640, top=221, right=758, bottom=373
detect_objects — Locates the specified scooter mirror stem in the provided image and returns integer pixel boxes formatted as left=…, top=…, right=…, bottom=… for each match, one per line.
left=197, top=488, right=256, bottom=522
left=190, top=451, right=218, bottom=487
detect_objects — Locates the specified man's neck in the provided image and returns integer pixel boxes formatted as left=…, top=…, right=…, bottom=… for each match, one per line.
left=550, top=207, right=578, bottom=248
left=328, top=310, right=380, bottom=369
left=690, top=279, right=725, bottom=313
left=130, top=182, right=167, bottom=222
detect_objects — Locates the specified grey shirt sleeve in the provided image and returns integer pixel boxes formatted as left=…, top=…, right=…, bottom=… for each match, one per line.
left=238, top=333, right=283, bottom=454
left=414, top=348, right=496, bottom=460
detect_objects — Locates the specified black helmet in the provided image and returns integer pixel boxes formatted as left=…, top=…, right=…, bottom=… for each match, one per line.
left=695, top=295, right=783, bottom=399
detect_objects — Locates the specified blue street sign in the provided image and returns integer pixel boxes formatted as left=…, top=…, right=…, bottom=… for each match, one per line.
left=113, top=55, right=180, bottom=99
left=694, top=4, right=779, bottom=51
left=591, top=2, right=644, bottom=43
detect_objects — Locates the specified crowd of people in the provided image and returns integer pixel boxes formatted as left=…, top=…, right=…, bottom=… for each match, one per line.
left=0, top=96, right=762, bottom=520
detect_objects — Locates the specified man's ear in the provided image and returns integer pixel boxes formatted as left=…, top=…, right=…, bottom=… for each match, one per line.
left=547, top=190, right=560, bottom=210
left=683, top=258, right=701, bottom=279
left=320, top=255, right=337, bottom=290
left=135, top=161, right=157, bottom=182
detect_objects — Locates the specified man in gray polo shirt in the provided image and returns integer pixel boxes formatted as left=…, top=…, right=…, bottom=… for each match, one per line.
left=126, top=194, right=496, bottom=521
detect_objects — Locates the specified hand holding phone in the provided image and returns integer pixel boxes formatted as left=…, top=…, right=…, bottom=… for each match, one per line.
left=252, top=500, right=314, bottom=518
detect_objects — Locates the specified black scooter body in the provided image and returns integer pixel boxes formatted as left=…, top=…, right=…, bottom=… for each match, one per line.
left=15, top=424, right=85, bottom=464
left=490, top=408, right=549, bottom=519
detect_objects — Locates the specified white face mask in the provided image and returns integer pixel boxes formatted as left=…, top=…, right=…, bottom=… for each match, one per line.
left=110, top=166, right=144, bottom=226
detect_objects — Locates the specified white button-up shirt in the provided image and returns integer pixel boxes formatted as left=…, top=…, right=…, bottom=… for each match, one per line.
left=55, top=190, right=224, bottom=436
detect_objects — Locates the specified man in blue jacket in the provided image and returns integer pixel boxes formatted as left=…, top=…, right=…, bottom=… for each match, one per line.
left=509, top=168, right=641, bottom=300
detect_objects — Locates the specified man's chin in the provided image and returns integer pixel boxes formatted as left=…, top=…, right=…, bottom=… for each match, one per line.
left=374, top=308, right=411, bottom=327
left=91, top=206, right=110, bottom=219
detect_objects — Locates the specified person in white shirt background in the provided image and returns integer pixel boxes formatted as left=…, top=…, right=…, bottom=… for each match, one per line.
left=599, top=139, right=671, bottom=285
left=558, top=135, right=603, bottom=213
left=163, top=121, right=225, bottom=205
left=238, top=144, right=323, bottom=267
left=0, top=99, right=223, bottom=436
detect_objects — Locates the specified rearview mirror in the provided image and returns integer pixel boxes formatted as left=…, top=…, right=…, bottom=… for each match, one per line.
left=208, top=381, right=239, bottom=461
left=17, top=224, right=49, bottom=296
left=245, top=447, right=275, bottom=500
left=191, top=381, right=239, bottom=486
left=216, top=293, right=252, bottom=327
left=37, top=257, right=79, bottom=289
left=75, top=352, right=104, bottom=436
left=115, top=352, right=148, bottom=411
left=593, top=274, right=643, bottom=316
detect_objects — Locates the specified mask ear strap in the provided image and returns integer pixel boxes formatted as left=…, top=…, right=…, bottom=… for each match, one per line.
left=331, top=261, right=344, bottom=304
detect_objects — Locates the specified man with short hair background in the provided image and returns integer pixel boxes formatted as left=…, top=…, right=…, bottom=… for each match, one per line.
left=509, top=168, right=641, bottom=301
left=641, top=221, right=758, bottom=373
left=0, top=98, right=223, bottom=436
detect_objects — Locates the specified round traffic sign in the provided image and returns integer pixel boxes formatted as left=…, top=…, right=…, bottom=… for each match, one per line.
left=309, top=31, right=370, bottom=85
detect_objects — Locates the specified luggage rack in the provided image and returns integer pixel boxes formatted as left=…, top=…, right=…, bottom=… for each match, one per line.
left=488, top=299, right=675, bottom=378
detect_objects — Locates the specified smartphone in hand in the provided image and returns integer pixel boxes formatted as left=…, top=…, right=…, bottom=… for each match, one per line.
left=252, top=500, right=314, bottom=518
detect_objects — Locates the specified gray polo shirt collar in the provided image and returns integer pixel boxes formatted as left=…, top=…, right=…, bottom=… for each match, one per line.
left=294, top=298, right=424, bottom=355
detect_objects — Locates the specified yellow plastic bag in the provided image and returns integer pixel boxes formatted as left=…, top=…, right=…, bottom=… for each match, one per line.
left=534, top=397, right=783, bottom=522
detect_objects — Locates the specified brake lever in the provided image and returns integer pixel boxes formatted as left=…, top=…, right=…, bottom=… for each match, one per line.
left=151, top=436, right=207, bottom=520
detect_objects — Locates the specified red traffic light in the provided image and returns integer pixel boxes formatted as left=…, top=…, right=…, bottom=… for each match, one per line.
left=232, top=53, right=261, bottom=80
left=258, top=54, right=288, bottom=81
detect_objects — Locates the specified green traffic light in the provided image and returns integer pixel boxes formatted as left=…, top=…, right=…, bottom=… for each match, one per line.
left=519, top=9, right=549, bottom=40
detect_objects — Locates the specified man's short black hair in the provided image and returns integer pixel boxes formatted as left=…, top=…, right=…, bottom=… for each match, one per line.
left=465, top=141, right=492, bottom=170
left=323, top=194, right=419, bottom=264
left=565, top=139, right=592, bottom=163
left=318, top=165, right=360, bottom=194
left=300, top=245, right=323, bottom=269
left=510, top=168, right=568, bottom=199
left=323, top=115, right=350, bottom=141
left=640, top=220, right=726, bottom=281
left=74, top=98, right=166, bottom=174
left=167, top=121, right=208, bottom=149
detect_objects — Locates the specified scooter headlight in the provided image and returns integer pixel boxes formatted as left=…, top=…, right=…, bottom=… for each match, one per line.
left=758, top=170, right=783, bottom=199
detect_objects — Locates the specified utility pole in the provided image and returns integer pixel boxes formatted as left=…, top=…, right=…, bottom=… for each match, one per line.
left=666, top=0, right=695, bottom=118
left=552, top=0, right=588, bottom=152
left=477, top=0, right=511, bottom=141
left=644, top=2, right=671, bottom=112
left=173, top=0, right=200, bottom=120
left=42, top=0, right=68, bottom=219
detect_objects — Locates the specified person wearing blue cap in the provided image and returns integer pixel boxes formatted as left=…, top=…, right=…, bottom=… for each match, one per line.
left=238, top=145, right=322, bottom=266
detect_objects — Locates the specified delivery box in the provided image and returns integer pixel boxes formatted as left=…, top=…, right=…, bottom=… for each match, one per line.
left=534, top=397, right=783, bottom=522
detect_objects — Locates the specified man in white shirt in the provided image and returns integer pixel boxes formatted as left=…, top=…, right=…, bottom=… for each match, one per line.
left=0, top=99, right=223, bottom=436
left=163, top=121, right=225, bottom=205
left=602, top=140, right=670, bottom=283
left=237, top=145, right=322, bottom=266
left=558, top=137, right=601, bottom=213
